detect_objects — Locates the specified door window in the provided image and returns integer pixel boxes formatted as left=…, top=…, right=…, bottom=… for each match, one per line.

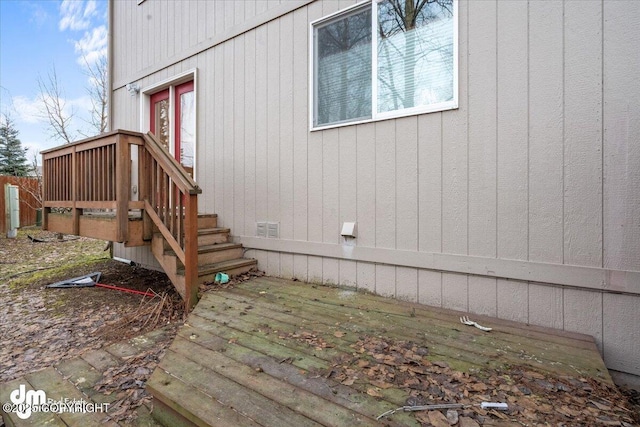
left=148, top=81, right=195, bottom=178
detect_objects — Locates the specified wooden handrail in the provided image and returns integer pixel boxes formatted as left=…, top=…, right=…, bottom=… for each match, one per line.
left=143, top=132, right=200, bottom=195
left=138, top=131, right=201, bottom=309
left=42, top=129, right=202, bottom=310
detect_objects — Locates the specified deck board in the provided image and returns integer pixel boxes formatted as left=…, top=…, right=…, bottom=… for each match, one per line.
left=148, top=277, right=615, bottom=427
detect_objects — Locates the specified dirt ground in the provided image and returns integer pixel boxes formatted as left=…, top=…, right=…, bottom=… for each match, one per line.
left=0, top=228, right=185, bottom=424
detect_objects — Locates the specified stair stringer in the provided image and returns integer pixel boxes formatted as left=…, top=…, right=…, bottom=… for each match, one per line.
left=151, top=233, right=187, bottom=300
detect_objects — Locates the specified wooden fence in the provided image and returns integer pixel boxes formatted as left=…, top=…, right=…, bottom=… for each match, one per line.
left=0, top=175, right=41, bottom=234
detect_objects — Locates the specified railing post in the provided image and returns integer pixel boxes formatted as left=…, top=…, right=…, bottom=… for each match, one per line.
left=184, top=192, right=199, bottom=311
left=138, top=140, right=153, bottom=240
left=42, top=154, right=48, bottom=230
left=115, top=134, right=131, bottom=242
left=71, top=146, right=81, bottom=235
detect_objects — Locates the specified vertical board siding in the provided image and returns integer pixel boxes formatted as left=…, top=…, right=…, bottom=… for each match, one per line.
left=467, top=0, right=497, bottom=259
left=603, top=293, right=640, bottom=374
left=418, top=113, right=442, bottom=254
left=356, top=123, right=376, bottom=248
left=528, top=0, right=564, bottom=264
left=563, top=0, right=603, bottom=268
left=441, top=0, right=468, bottom=257
left=223, top=40, right=235, bottom=228
left=279, top=13, right=295, bottom=241
left=496, top=0, right=528, bottom=261
left=292, top=7, right=309, bottom=242
left=234, top=34, right=246, bottom=236
left=267, top=21, right=281, bottom=227
left=111, top=0, right=640, bottom=378
left=244, top=31, right=257, bottom=237
left=603, top=0, right=640, bottom=272
left=375, top=121, right=396, bottom=249
left=322, top=128, right=340, bottom=244
left=112, top=1, right=287, bottom=84
left=395, top=117, right=419, bottom=252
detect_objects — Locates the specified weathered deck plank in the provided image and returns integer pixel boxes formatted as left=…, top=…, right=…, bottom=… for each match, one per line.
left=147, top=277, right=615, bottom=427
left=24, top=367, right=117, bottom=427
left=199, top=278, right=607, bottom=378
left=174, top=321, right=418, bottom=426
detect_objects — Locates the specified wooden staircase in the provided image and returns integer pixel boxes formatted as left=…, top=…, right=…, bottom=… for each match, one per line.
left=41, top=130, right=257, bottom=311
left=151, top=213, right=257, bottom=298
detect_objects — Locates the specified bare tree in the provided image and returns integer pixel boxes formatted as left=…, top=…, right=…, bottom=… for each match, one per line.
left=19, top=153, right=44, bottom=211
left=37, top=65, right=77, bottom=144
left=82, top=54, right=108, bottom=135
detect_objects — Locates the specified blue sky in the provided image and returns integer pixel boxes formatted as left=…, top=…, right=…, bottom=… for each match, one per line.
left=0, top=0, right=107, bottom=163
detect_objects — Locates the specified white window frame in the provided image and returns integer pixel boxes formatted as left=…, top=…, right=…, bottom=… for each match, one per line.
left=309, top=0, right=458, bottom=131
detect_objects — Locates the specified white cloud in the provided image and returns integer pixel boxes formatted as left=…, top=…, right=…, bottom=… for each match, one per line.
left=12, top=96, right=42, bottom=124
left=74, top=25, right=108, bottom=67
left=26, top=3, right=50, bottom=28
left=59, top=0, right=98, bottom=31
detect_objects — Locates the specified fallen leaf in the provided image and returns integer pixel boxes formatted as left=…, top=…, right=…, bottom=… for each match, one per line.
left=428, top=410, right=450, bottom=427
left=366, top=388, right=382, bottom=398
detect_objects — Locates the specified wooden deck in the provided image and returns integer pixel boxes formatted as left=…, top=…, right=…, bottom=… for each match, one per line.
left=148, top=277, right=620, bottom=427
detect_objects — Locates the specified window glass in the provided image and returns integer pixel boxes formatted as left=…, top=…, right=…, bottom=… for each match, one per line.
left=154, top=98, right=170, bottom=150
left=314, top=6, right=372, bottom=127
left=179, top=91, right=195, bottom=170
left=312, top=0, right=456, bottom=129
left=377, top=0, right=455, bottom=114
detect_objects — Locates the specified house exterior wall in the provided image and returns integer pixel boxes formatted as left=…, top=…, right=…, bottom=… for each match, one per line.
left=110, top=0, right=640, bottom=379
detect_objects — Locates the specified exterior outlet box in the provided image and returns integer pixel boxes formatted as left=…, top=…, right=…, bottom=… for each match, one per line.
left=341, top=222, right=356, bottom=238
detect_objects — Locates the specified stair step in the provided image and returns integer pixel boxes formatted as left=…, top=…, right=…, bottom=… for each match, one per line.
left=197, top=214, right=217, bottom=229
left=165, top=242, right=244, bottom=266
left=196, top=243, right=244, bottom=266
left=197, top=228, right=230, bottom=246
left=178, top=258, right=258, bottom=284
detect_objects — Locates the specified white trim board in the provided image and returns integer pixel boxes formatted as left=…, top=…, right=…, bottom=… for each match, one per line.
left=236, top=236, right=640, bottom=296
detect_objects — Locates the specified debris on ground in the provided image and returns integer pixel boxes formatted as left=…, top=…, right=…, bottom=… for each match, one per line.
left=93, top=327, right=177, bottom=424
left=1, top=230, right=185, bottom=426
left=323, top=335, right=638, bottom=426
left=199, top=269, right=265, bottom=293
left=96, top=292, right=184, bottom=341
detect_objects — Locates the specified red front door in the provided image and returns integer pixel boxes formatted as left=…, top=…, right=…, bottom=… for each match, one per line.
left=149, top=82, right=195, bottom=178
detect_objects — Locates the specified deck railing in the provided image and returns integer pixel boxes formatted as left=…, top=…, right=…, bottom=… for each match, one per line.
left=42, top=130, right=142, bottom=241
left=139, top=132, right=201, bottom=308
left=42, top=130, right=201, bottom=309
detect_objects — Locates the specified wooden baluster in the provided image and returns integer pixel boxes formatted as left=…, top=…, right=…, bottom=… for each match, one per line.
left=183, top=192, right=198, bottom=310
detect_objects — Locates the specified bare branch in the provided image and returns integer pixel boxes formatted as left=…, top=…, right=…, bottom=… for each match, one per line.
left=79, top=54, right=108, bottom=136
left=37, top=65, right=77, bottom=144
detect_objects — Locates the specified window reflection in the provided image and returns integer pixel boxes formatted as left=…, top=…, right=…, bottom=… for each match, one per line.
left=377, top=0, right=454, bottom=113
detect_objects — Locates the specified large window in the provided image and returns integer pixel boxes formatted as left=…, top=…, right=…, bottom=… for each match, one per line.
left=311, top=0, right=457, bottom=129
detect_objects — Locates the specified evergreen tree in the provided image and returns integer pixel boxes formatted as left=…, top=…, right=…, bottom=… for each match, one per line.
left=0, top=114, right=30, bottom=176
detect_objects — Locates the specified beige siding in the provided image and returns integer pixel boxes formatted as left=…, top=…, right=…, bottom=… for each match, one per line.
left=111, top=0, right=640, bottom=378
left=528, top=0, right=564, bottom=264
left=603, top=0, right=640, bottom=272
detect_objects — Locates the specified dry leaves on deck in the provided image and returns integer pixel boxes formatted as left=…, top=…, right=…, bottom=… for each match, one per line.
left=325, top=336, right=637, bottom=426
